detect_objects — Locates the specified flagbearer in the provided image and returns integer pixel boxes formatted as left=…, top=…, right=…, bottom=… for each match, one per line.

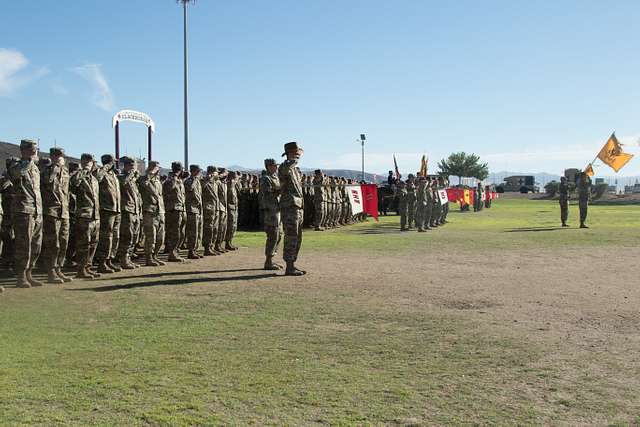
left=577, top=172, right=591, bottom=229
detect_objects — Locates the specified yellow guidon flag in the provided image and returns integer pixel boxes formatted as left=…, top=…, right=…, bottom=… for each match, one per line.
left=419, top=155, right=428, bottom=177
left=583, top=163, right=594, bottom=177
left=597, top=133, right=634, bottom=172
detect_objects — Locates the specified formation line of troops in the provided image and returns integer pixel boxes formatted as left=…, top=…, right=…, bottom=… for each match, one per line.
left=0, top=140, right=369, bottom=290
left=395, top=174, right=451, bottom=231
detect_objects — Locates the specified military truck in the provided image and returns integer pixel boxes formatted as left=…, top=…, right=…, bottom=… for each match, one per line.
left=496, top=175, right=538, bottom=193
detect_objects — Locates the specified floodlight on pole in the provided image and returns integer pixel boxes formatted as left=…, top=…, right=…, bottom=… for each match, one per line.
left=178, top=0, right=195, bottom=168
left=359, top=133, right=366, bottom=182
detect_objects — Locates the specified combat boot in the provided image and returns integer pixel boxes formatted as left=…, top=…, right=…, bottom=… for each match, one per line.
left=225, top=243, right=238, bottom=251
left=153, top=256, right=166, bottom=266
left=106, top=259, right=122, bottom=272
left=16, top=271, right=31, bottom=288
left=168, top=251, right=185, bottom=262
left=284, top=261, right=306, bottom=276
left=264, top=256, right=282, bottom=270
left=203, top=246, right=215, bottom=256
left=47, top=269, right=64, bottom=284
left=214, top=244, right=224, bottom=254
left=187, top=250, right=200, bottom=260
left=120, top=256, right=136, bottom=270
left=87, top=267, right=102, bottom=278
left=55, top=267, right=73, bottom=283
left=26, top=270, right=44, bottom=287
left=146, top=256, right=160, bottom=267
left=97, top=261, right=115, bottom=274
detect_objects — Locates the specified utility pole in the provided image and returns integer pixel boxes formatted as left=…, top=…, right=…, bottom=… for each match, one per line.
left=179, top=0, right=195, bottom=168
left=359, top=134, right=366, bottom=182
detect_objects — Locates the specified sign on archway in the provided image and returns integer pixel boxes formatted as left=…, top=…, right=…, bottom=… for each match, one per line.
left=112, top=109, right=155, bottom=164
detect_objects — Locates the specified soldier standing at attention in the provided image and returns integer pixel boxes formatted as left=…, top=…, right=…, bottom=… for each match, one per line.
left=405, top=174, right=417, bottom=229
left=215, top=168, right=228, bottom=253
left=225, top=171, right=239, bottom=251
left=415, top=176, right=428, bottom=232
left=278, top=142, right=306, bottom=276
left=9, top=139, right=44, bottom=288
left=577, top=172, right=591, bottom=229
left=139, top=161, right=165, bottom=266
left=313, top=170, right=325, bottom=231
left=71, top=153, right=101, bottom=279
left=201, top=166, right=220, bottom=256
left=117, top=157, right=142, bottom=269
left=185, top=164, right=203, bottom=259
left=559, top=176, right=569, bottom=227
left=163, top=162, right=187, bottom=262
left=64, top=162, right=79, bottom=268
left=95, top=154, right=121, bottom=274
left=397, top=180, right=409, bottom=231
left=260, top=158, right=283, bottom=270
left=41, top=147, right=72, bottom=284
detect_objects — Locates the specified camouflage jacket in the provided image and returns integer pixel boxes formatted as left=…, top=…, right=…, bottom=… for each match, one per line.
left=119, top=170, right=142, bottom=216
left=217, top=178, right=227, bottom=213
left=227, top=179, right=238, bottom=211
left=202, top=176, right=219, bottom=213
left=312, top=176, right=324, bottom=203
left=184, top=175, right=203, bottom=214
left=96, top=167, right=121, bottom=213
left=71, top=167, right=100, bottom=220
left=278, top=160, right=304, bottom=210
left=8, top=159, right=42, bottom=217
left=162, top=172, right=186, bottom=212
left=41, top=163, right=70, bottom=219
left=259, top=172, right=280, bottom=211
left=559, top=182, right=569, bottom=201
left=138, top=174, right=165, bottom=215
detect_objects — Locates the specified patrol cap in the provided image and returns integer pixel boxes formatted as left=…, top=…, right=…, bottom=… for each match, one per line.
left=264, top=158, right=277, bottom=167
left=190, top=164, right=201, bottom=173
left=50, top=147, right=65, bottom=157
left=282, top=141, right=303, bottom=157
left=206, top=165, right=217, bottom=174
left=120, top=156, right=135, bottom=165
left=101, top=154, right=115, bottom=164
left=314, top=169, right=322, bottom=174
left=171, top=161, right=183, bottom=172
left=228, top=171, right=237, bottom=178
left=218, top=167, right=227, bottom=175
left=20, top=139, right=37, bottom=150
left=148, top=160, right=160, bottom=170
left=68, top=162, right=79, bottom=171
left=80, top=153, right=95, bottom=162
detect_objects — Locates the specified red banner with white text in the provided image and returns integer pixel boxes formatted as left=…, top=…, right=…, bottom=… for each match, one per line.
left=361, top=184, right=379, bottom=221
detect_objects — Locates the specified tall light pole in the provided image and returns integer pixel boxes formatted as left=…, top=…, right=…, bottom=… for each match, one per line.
left=179, top=0, right=194, bottom=168
left=359, top=134, right=366, bottom=182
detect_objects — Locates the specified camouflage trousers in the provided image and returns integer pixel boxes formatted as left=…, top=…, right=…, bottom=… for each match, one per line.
left=118, top=213, right=140, bottom=261
left=559, top=198, right=568, bottom=224
left=186, top=212, right=203, bottom=251
left=1, top=215, right=14, bottom=264
left=76, top=218, right=99, bottom=267
left=398, top=202, right=408, bottom=229
left=165, top=210, right=186, bottom=254
left=42, top=215, right=69, bottom=270
left=281, top=207, right=303, bottom=262
left=407, top=198, right=416, bottom=227
left=215, top=211, right=227, bottom=247
left=13, top=213, right=42, bottom=271
left=95, top=211, right=120, bottom=262
left=263, top=208, right=281, bottom=257
left=579, top=199, right=588, bottom=224
left=65, top=218, right=76, bottom=264
left=314, top=200, right=324, bottom=228
left=432, top=202, right=442, bottom=225
left=225, top=208, right=238, bottom=244
left=442, top=202, right=449, bottom=222
left=202, top=209, right=219, bottom=250
left=143, top=213, right=165, bottom=257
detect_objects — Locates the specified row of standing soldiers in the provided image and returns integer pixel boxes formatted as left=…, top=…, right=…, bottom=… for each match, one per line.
left=396, top=174, right=450, bottom=232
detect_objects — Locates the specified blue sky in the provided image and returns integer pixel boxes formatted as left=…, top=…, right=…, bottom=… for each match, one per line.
left=2, top=0, right=640, bottom=176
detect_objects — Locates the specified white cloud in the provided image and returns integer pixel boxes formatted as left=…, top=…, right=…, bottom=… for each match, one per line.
left=0, top=48, right=48, bottom=96
left=72, top=63, right=114, bottom=111
left=51, top=82, right=68, bottom=95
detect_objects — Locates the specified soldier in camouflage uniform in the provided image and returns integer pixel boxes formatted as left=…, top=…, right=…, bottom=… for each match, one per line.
left=423, top=178, right=433, bottom=230
left=95, top=154, right=122, bottom=273
left=559, top=176, right=569, bottom=227
left=41, top=147, right=72, bottom=284
left=225, top=171, right=239, bottom=251
left=64, top=162, right=79, bottom=267
left=415, top=177, right=428, bottom=232
left=202, top=166, right=220, bottom=256
left=163, top=162, right=187, bottom=262
left=278, top=142, right=306, bottom=276
left=312, top=170, right=325, bottom=231
left=431, top=180, right=442, bottom=228
left=117, top=157, right=142, bottom=269
left=405, top=174, right=417, bottom=229
left=185, top=164, right=203, bottom=259
left=215, top=168, right=228, bottom=253
left=71, top=153, right=101, bottom=279
left=260, top=159, right=283, bottom=270
left=8, top=140, right=44, bottom=287
left=397, top=180, right=409, bottom=231
left=139, top=161, right=165, bottom=266
left=577, top=172, right=591, bottom=228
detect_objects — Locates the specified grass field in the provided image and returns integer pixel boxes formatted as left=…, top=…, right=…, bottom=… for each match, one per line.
left=1, top=197, right=639, bottom=425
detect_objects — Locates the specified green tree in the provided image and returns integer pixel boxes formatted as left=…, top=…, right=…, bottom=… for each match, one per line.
left=437, top=152, right=489, bottom=184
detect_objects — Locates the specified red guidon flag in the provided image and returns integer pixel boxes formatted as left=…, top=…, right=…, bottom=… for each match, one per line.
left=361, top=184, right=379, bottom=221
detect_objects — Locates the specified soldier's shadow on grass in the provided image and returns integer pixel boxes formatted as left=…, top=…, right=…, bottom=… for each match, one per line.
left=505, top=226, right=571, bottom=232
left=94, top=268, right=264, bottom=282
left=346, top=223, right=403, bottom=235
left=68, top=272, right=280, bottom=292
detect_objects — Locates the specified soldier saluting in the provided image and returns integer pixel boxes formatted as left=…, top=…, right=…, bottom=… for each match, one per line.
left=9, top=139, right=44, bottom=288
left=260, top=159, right=283, bottom=270
left=278, top=142, right=306, bottom=276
